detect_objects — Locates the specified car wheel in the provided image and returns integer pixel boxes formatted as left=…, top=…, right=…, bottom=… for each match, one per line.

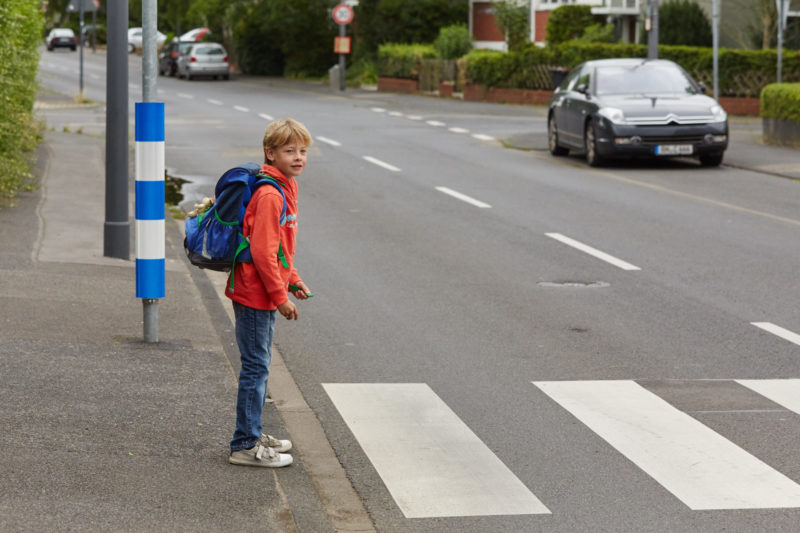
left=223, top=74, right=230, bottom=81
left=548, top=115, right=569, bottom=156
left=699, top=153, right=724, bottom=167
left=187, top=73, right=193, bottom=81
left=127, top=42, right=135, bottom=54
left=584, top=120, right=605, bottom=167
left=169, top=65, right=177, bottom=77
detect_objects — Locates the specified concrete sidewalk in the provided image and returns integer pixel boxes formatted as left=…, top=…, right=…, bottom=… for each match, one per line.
left=0, top=91, right=373, bottom=532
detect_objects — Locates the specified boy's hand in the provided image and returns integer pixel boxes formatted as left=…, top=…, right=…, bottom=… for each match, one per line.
left=278, top=301, right=298, bottom=320
left=290, top=281, right=312, bottom=300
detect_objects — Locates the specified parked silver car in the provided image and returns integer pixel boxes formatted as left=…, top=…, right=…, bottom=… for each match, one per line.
left=177, top=43, right=230, bottom=81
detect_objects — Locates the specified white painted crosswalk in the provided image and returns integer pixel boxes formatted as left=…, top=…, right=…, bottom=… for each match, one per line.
left=324, top=379, right=800, bottom=519
left=323, top=383, right=550, bottom=518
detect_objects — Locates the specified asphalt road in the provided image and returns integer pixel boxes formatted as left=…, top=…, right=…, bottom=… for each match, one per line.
left=39, top=48, right=800, bottom=532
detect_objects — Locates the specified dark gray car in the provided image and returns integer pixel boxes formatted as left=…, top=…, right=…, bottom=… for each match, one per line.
left=547, top=58, right=728, bottom=167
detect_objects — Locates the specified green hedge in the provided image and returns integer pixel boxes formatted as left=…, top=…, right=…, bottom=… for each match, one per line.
left=377, top=43, right=437, bottom=79
left=0, top=0, right=43, bottom=203
left=463, top=42, right=800, bottom=97
left=761, top=83, right=800, bottom=123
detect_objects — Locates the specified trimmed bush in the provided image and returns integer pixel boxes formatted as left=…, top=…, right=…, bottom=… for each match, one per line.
left=545, top=5, right=596, bottom=45
left=657, top=0, right=712, bottom=47
left=0, top=0, right=43, bottom=204
left=378, top=43, right=437, bottom=79
left=761, top=83, right=800, bottom=123
left=465, top=41, right=800, bottom=96
left=434, top=24, right=472, bottom=60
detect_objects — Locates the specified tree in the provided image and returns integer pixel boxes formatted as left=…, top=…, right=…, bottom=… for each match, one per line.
left=545, top=5, right=595, bottom=45
left=658, top=0, right=711, bottom=47
left=492, top=1, right=530, bottom=52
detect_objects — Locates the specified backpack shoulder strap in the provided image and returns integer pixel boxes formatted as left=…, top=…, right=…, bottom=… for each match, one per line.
left=252, top=176, right=287, bottom=226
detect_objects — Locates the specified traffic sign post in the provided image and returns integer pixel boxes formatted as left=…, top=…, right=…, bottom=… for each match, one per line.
left=332, top=3, right=354, bottom=91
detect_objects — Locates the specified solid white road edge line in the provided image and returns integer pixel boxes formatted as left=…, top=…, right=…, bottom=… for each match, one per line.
left=363, top=156, right=401, bottom=172
left=751, top=322, right=800, bottom=347
left=545, top=232, right=641, bottom=271
left=436, top=186, right=491, bottom=209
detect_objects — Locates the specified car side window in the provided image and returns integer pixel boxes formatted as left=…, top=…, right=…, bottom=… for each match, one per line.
left=559, top=68, right=581, bottom=92
left=574, top=67, right=591, bottom=93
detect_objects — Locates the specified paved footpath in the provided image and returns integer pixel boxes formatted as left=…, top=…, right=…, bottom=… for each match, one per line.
left=0, top=90, right=373, bottom=532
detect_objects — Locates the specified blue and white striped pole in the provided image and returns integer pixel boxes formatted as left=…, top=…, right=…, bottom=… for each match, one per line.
left=135, top=102, right=165, bottom=342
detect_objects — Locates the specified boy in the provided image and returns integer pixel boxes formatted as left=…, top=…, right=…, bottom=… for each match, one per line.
left=227, top=118, right=313, bottom=467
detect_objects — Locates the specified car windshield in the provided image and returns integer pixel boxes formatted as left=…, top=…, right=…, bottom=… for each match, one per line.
left=595, top=64, right=698, bottom=96
left=53, top=29, right=74, bottom=37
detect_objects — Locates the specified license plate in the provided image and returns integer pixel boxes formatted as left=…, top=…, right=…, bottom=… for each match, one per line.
left=655, top=144, right=693, bottom=155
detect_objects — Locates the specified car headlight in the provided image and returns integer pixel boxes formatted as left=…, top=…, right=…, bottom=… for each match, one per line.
left=598, top=107, right=625, bottom=124
left=710, top=105, right=727, bottom=123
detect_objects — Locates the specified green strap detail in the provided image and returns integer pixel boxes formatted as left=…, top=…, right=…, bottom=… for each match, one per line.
left=277, top=242, right=288, bottom=268
left=229, top=238, right=288, bottom=293
left=229, top=236, right=251, bottom=293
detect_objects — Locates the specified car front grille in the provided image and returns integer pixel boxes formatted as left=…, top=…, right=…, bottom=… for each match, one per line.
left=639, top=134, right=707, bottom=145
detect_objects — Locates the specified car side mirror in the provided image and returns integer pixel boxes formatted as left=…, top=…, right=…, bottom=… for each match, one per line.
left=575, top=83, right=588, bottom=95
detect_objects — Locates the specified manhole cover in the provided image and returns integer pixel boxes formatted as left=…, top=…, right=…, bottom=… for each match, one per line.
left=537, top=281, right=610, bottom=288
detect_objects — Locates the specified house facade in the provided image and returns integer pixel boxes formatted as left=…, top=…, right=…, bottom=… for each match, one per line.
left=469, top=0, right=767, bottom=50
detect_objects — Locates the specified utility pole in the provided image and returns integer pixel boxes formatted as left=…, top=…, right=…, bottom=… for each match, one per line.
left=136, top=0, right=165, bottom=343
left=104, top=0, right=130, bottom=260
left=712, top=0, right=719, bottom=99
left=646, top=0, right=659, bottom=59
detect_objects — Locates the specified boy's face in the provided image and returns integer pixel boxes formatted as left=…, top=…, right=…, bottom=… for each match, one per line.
left=266, top=142, right=307, bottom=178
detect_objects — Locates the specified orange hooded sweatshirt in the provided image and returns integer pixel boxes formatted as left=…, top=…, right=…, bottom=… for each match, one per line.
left=225, top=164, right=302, bottom=310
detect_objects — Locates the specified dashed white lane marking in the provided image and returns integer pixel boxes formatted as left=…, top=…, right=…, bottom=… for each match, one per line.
left=207, top=98, right=223, bottom=105
left=363, top=156, right=401, bottom=172
left=426, top=120, right=446, bottom=127
left=436, top=186, right=491, bottom=209
left=258, top=113, right=274, bottom=120
left=323, top=383, right=550, bottom=518
left=177, top=92, right=194, bottom=99
left=370, top=107, right=386, bottom=113
left=737, top=379, right=800, bottom=415
left=388, top=111, right=403, bottom=117
left=407, top=115, right=423, bottom=120
left=750, top=322, right=800, bottom=347
left=534, top=380, right=800, bottom=510
left=448, top=127, right=469, bottom=134
left=472, top=133, right=495, bottom=141
left=234, top=105, right=249, bottom=113
left=317, top=136, right=341, bottom=147
left=545, top=233, right=641, bottom=271
left=89, top=73, right=100, bottom=80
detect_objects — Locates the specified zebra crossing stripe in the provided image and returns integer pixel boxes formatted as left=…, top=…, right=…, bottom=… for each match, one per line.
left=737, top=379, right=800, bottom=415
left=323, top=383, right=550, bottom=518
left=533, top=380, right=800, bottom=510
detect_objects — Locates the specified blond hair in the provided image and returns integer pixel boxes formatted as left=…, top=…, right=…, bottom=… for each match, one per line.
left=263, top=118, right=313, bottom=164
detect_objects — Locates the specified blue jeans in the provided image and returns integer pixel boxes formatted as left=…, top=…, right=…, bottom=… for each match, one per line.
left=230, top=302, right=276, bottom=451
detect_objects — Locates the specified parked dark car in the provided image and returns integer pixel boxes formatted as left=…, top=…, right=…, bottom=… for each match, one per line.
left=46, top=28, right=77, bottom=51
left=158, top=40, right=193, bottom=76
left=547, top=58, right=728, bottom=167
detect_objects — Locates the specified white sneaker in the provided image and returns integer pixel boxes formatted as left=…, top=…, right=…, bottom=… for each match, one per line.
left=259, top=433, right=292, bottom=453
left=229, top=444, right=293, bottom=468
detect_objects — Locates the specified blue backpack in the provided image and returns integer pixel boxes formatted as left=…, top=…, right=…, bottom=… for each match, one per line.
left=184, top=163, right=288, bottom=290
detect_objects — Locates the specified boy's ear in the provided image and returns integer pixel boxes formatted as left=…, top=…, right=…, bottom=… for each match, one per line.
left=264, top=147, right=273, bottom=163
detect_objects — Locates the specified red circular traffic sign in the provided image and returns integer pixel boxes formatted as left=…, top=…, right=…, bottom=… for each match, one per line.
left=332, top=3, right=354, bottom=25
